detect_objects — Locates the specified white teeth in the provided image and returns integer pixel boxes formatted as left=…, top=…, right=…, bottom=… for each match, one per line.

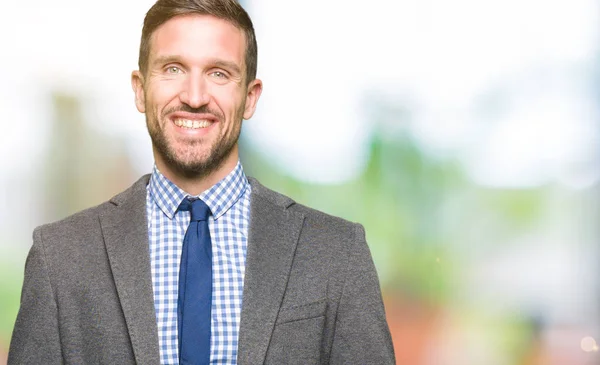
left=174, top=119, right=212, bottom=129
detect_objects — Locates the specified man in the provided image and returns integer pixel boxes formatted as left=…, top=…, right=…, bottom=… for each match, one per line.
left=8, top=0, right=395, bottom=364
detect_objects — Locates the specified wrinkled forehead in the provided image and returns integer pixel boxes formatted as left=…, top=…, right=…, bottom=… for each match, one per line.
left=147, top=14, right=247, bottom=67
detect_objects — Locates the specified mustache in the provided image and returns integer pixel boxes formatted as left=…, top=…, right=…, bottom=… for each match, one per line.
left=162, top=105, right=223, bottom=120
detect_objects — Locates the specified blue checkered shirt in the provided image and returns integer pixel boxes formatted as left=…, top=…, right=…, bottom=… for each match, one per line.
left=146, top=161, right=251, bottom=364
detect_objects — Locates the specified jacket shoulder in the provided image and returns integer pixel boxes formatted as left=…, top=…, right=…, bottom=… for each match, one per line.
left=248, top=177, right=361, bottom=237
left=33, top=175, right=150, bottom=248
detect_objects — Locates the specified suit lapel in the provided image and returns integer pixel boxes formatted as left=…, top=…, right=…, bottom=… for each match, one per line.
left=99, top=176, right=160, bottom=365
left=237, top=181, right=305, bottom=365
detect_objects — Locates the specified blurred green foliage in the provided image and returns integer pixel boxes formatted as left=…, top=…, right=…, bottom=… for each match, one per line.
left=0, top=248, right=24, bottom=351
left=243, top=131, right=463, bottom=304
left=242, top=128, right=548, bottom=308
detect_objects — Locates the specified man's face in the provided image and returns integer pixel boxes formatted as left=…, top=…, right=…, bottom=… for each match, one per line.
left=132, top=14, right=262, bottom=181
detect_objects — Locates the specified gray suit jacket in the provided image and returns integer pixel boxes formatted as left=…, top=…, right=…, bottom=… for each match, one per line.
left=9, top=176, right=395, bottom=364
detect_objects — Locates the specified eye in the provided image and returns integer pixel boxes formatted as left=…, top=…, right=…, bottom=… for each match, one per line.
left=166, top=66, right=182, bottom=74
left=211, top=71, right=227, bottom=79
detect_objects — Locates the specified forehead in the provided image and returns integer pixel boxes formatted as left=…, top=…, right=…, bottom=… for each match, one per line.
left=148, top=14, right=246, bottom=66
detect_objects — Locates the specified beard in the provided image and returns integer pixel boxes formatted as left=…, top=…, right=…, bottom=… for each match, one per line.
left=146, top=104, right=241, bottom=180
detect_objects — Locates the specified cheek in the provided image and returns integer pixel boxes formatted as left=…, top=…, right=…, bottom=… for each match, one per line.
left=147, top=80, right=183, bottom=110
left=213, top=87, right=245, bottom=117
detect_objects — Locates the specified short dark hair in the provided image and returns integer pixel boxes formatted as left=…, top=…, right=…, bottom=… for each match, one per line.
left=138, top=0, right=257, bottom=83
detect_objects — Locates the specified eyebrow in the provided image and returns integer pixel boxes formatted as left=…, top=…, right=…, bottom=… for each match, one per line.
left=151, top=55, right=181, bottom=67
left=151, top=55, right=242, bottom=75
left=211, top=59, right=242, bottom=75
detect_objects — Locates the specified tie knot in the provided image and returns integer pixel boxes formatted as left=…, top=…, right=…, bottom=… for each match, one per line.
left=178, top=198, right=211, bottom=222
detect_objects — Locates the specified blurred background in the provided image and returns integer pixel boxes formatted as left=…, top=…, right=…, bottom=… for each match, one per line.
left=1, top=0, right=599, bottom=364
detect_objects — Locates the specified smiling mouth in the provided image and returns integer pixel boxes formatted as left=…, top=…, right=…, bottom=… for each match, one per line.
left=173, top=119, right=213, bottom=129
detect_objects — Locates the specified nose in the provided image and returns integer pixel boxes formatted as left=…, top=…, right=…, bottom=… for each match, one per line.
left=179, top=71, right=210, bottom=108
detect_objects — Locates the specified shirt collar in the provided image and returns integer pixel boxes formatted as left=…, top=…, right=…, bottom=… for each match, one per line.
left=148, top=161, right=249, bottom=220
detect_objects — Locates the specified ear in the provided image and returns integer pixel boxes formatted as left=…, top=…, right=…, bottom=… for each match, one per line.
left=131, top=70, right=146, bottom=113
left=242, top=78, right=263, bottom=120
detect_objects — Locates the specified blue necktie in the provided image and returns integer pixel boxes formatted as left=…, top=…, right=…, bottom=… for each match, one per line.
left=177, top=198, right=212, bottom=364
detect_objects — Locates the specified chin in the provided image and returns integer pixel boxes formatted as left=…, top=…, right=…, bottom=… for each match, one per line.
left=154, top=134, right=237, bottom=181
left=170, top=154, right=225, bottom=179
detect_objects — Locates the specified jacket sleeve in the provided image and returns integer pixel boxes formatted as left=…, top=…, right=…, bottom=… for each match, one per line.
left=8, top=227, right=63, bottom=365
left=329, top=224, right=396, bottom=364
